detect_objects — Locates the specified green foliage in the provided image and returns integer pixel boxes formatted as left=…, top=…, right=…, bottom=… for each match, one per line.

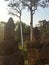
left=15, top=21, right=30, bottom=42
left=39, top=19, right=49, bottom=39
left=21, top=0, right=40, bottom=8
left=19, top=40, right=29, bottom=61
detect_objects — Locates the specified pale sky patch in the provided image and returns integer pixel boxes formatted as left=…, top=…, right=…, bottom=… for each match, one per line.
left=0, top=0, right=49, bottom=27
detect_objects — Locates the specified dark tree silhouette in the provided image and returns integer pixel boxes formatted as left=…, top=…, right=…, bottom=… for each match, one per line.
left=4, top=17, right=15, bottom=40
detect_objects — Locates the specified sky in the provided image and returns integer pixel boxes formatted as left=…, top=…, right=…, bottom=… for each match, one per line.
left=0, top=0, right=49, bottom=27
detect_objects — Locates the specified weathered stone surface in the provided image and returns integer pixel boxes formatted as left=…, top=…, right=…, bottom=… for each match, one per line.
left=0, top=39, right=24, bottom=65
left=27, top=27, right=49, bottom=65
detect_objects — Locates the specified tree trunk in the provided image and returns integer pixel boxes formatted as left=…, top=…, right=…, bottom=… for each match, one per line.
left=30, top=2, right=33, bottom=42
left=20, top=11, right=23, bottom=49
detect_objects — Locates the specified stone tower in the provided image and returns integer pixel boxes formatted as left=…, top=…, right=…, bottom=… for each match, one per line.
left=4, top=17, right=15, bottom=40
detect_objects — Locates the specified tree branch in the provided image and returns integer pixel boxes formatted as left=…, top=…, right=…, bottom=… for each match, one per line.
left=9, top=12, right=20, bottom=18
left=19, top=0, right=30, bottom=8
left=11, top=7, right=20, bottom=13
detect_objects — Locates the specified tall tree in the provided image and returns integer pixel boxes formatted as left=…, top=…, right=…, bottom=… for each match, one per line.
left=15, top=21, right=30, bottom=42
left=19, top=0, right=49, bottom=41
left=5, top=0, right=49, bottom=42
left=5, top=0, right=24, bottom=49
left=20, top=0, right=41, bottom=41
